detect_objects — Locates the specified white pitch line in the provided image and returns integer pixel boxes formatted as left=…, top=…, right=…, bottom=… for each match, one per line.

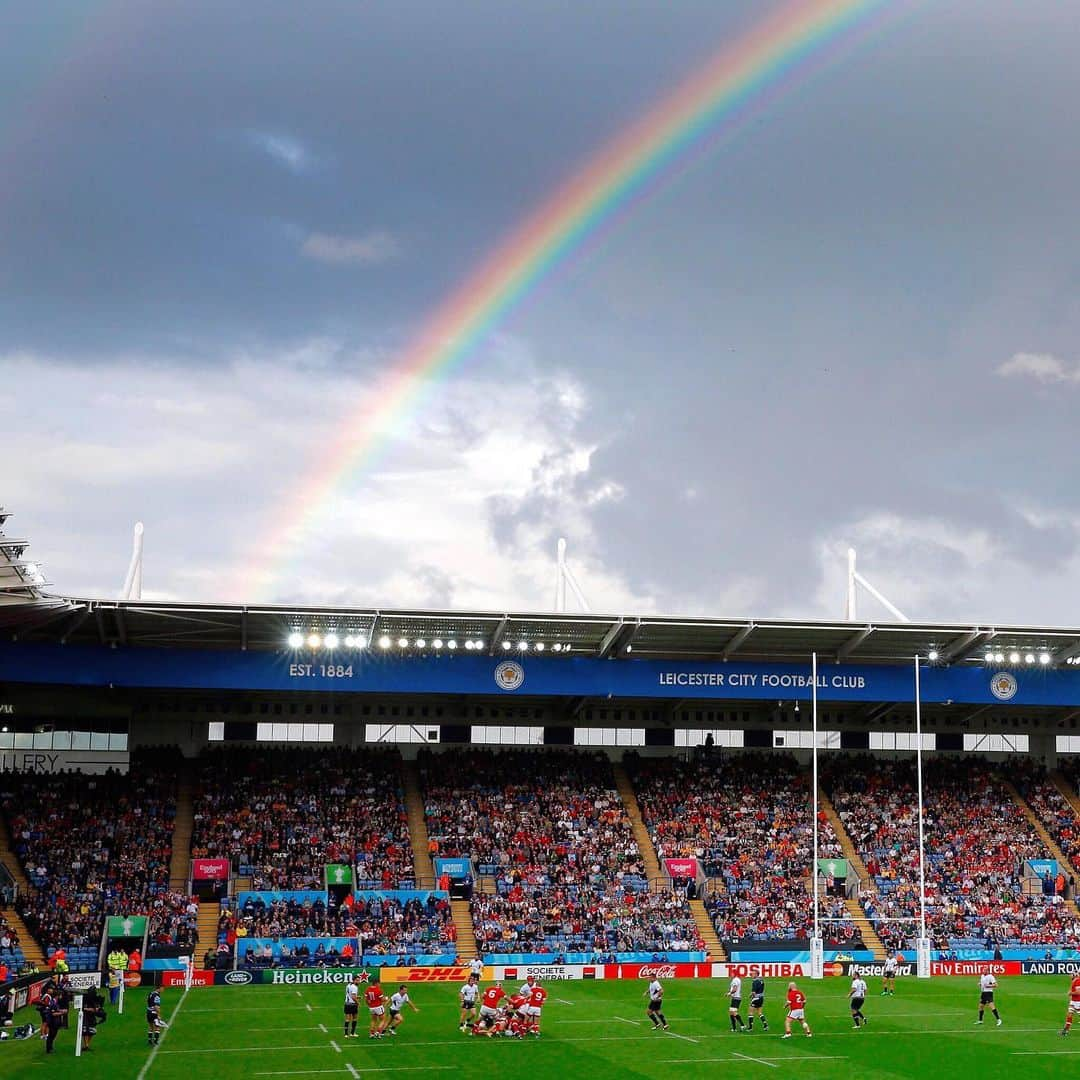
left=318, top=1023, right=328, bottom=1034
left=296, top=990, right=303, bottom=997
left=664, top=1029, right=700, bottom=1044
left=330, top=1039, right=342, bottom=1053
left=556, top=997, right=574, bottom=1006
left=161, top=1044, right=334, bottom=1055
left=613, top=1016, right=641, bottom=1026
left=253, top=1071, right=350, bottom=1077
left=136, top=981, right=190, bottom=1080
left=346, top=1066, right=360, bottom=1079
left=732, top=1051, right=778, bottom=1068
left=1012, top=1050, right=1080, bottom=1056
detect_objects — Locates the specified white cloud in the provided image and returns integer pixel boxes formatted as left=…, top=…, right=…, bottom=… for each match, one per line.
left=247, top=131, right=315, bottom=173
left=301, top=231, right=401, bottom=266
left=1, top=343, right=652, bottom=615
left=997, top=352, right=1080, bottom=384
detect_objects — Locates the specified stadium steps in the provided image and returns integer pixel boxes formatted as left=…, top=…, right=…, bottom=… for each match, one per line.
left=450, top=900, right=478, bottom=961
left=234, top=875, right=252, bottom=892
left=1001, top=777, right=1080, bottom=921
left=610, top=763, right=664, bottom=884
left=400, top=760, right=436, bottom=888
left=817, top=786, right=877, bottom=897
left=477, top=876, right=498, bottom=895
left=688, top=899, right=726, bottom=962
left=1050, top=771, right=1080, bottom=820
left=168, top=769, right=194, bottom=890
left=0, top=812, right=46, bottom=967
left=844, top=899, right=887, bottom=962
left=197, top=901, right=221, bottom=954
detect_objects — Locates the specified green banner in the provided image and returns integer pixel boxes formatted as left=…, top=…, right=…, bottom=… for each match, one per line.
left=817, top=858, right=849, bottom=879
left=106, top=915, right=147, bottom=938
left=325, top=864, right=353, bottom=886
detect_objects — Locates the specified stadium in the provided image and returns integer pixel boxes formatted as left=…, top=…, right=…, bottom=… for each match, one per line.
left=2, top=510, right=1080, bottom=1077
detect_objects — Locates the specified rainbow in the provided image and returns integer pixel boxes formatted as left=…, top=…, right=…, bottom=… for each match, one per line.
left=245, top=0, right=900, bottom=599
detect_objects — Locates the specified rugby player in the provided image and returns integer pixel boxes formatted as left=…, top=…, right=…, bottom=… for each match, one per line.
left=1059, top=973, right=1080, bottom=1036
left=365, top=981, right=387, bottom=1038
left=747, top=975, right=768, bottom=1032
left=524, top=977, right=547, bottom=1036
left=146, top=988, right=164, bottom=1047
left=387, top=985, right=419, bottom=1035
left=849, top=974, right=868, bottom=1029
left=343, top=974, right=361, bottom=1038
left=882, top=953, right=899, bottom=996
left=468, top=956, right=484, bottom=980
left=477, top=982, right=506, bottom=1035
left=459, top=974, right=480, bottom=1031
left=781, top=982, right=812, bottom=1039
left=728, top=973, right=746, bottom=1032
left=974, top=972, right=1002, bottom=1027
left=644, top=975, right=669, bottom=1031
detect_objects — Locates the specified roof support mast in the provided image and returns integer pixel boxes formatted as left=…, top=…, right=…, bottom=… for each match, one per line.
left=554, top=537, right=590, bottom=614
left=120, top=522, right=144, bottom=602
left=845, top=547, right=909, bottom=623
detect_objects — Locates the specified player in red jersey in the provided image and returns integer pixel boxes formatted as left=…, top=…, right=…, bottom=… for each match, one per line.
left=782, top=982, right=812, bottom=1039
left=477, top=983, right=506, bottom=1033
left=1060, top=975, right=1080, bottom=1037
left=365, top=983, right=387, bottom=1039
left=524, top=981, right=547, bottom=1036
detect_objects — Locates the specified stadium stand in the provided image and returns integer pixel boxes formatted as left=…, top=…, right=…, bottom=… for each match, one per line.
left=420, top=748, right=704, bottom=959
left=625, top=751, right=852, bottom=947
left=0, top=749, right=180, bottom=960
left=823, top=755, right=1079, bottom=953
left=190, top=746, right=415, bottom=890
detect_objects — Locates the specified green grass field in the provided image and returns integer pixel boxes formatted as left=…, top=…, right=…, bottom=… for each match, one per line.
left=3, top=976, right=1077, bottom=1078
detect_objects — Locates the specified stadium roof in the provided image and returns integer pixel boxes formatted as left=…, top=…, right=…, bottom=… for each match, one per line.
left=4, top=595, right=1080, bottom=668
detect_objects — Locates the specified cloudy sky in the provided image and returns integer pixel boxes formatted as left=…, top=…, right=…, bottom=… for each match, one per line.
left=4, top=0, right=1080, bottom=624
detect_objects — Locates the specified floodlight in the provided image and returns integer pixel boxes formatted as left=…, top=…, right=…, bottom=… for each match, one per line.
left=994, top=652, right=1004, bottom=663
left=447, top=639, right=458, bottom=650
left=1039, top=652, right=1051, bottom=665
left=1009, top=651, right=1021, bottom=664
left=397, top=637, right=409, bottom=649
left=288, top=632, right=304, bottom=649
left=355, top=636, right=367, bottom=649
left=1025, top=653, right=1036, bottom=665
left=324, top=633, right=339, bottom=650
left=464, top=640, right=474, bottom=651
left=984, top=651, right=994, bottom=663
left=927, top=650, right=939, bottom=662
left=502, top=640, right=512, bottom=651
left=625, top=645, right=633, bottom=653
left=474, top=640, right=484, bottom=650
left=433, top=639, right=443, bottom=650
left=379, top=636, right=392, bottom=650
left=307, top=633, right=322, bottom=649
left=535, top=642, right=545, bottom=652
left=552, top=643, right=562, bottom=652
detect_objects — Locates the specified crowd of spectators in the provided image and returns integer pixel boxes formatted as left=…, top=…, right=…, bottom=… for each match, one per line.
left=0, top=750, right=180, bottom=954
left=824, top=755, right=1077, bottom=951
left=421, top=748, right=645, bottom=886
left=420, top=748, right=706, bottom=954
left=472, top=882, right=703, bottom=955
left=235, top=891, right=455, bottom=959
left=191, top=748, right=414, bottom=890
left=625, top=751, right=848, bottom=944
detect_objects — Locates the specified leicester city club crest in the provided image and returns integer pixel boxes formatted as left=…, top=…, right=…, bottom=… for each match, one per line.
left=494, top=660, right=525, bottom=692
left=989, top=671, right=1018, bottom=701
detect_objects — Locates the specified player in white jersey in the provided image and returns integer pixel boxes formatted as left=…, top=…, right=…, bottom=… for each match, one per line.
left=519, top=975, right=537, bottom=998
left=881, top=955, right=898, bottom=996
left=468, top=957, right=484, bottom=980
left=459, top=975, right=480, bottom=1031
left=975, top=973, right=1002, bottom=1026
left=728, top=975, right=746, bottom=1032
left=343, top=977, right=360, bottom=1039
left=643, top=977, right=669, bottom=1030
left=387, top=985, right=419, bottom=1035
left=849, top=976, right=868, bottom=1029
